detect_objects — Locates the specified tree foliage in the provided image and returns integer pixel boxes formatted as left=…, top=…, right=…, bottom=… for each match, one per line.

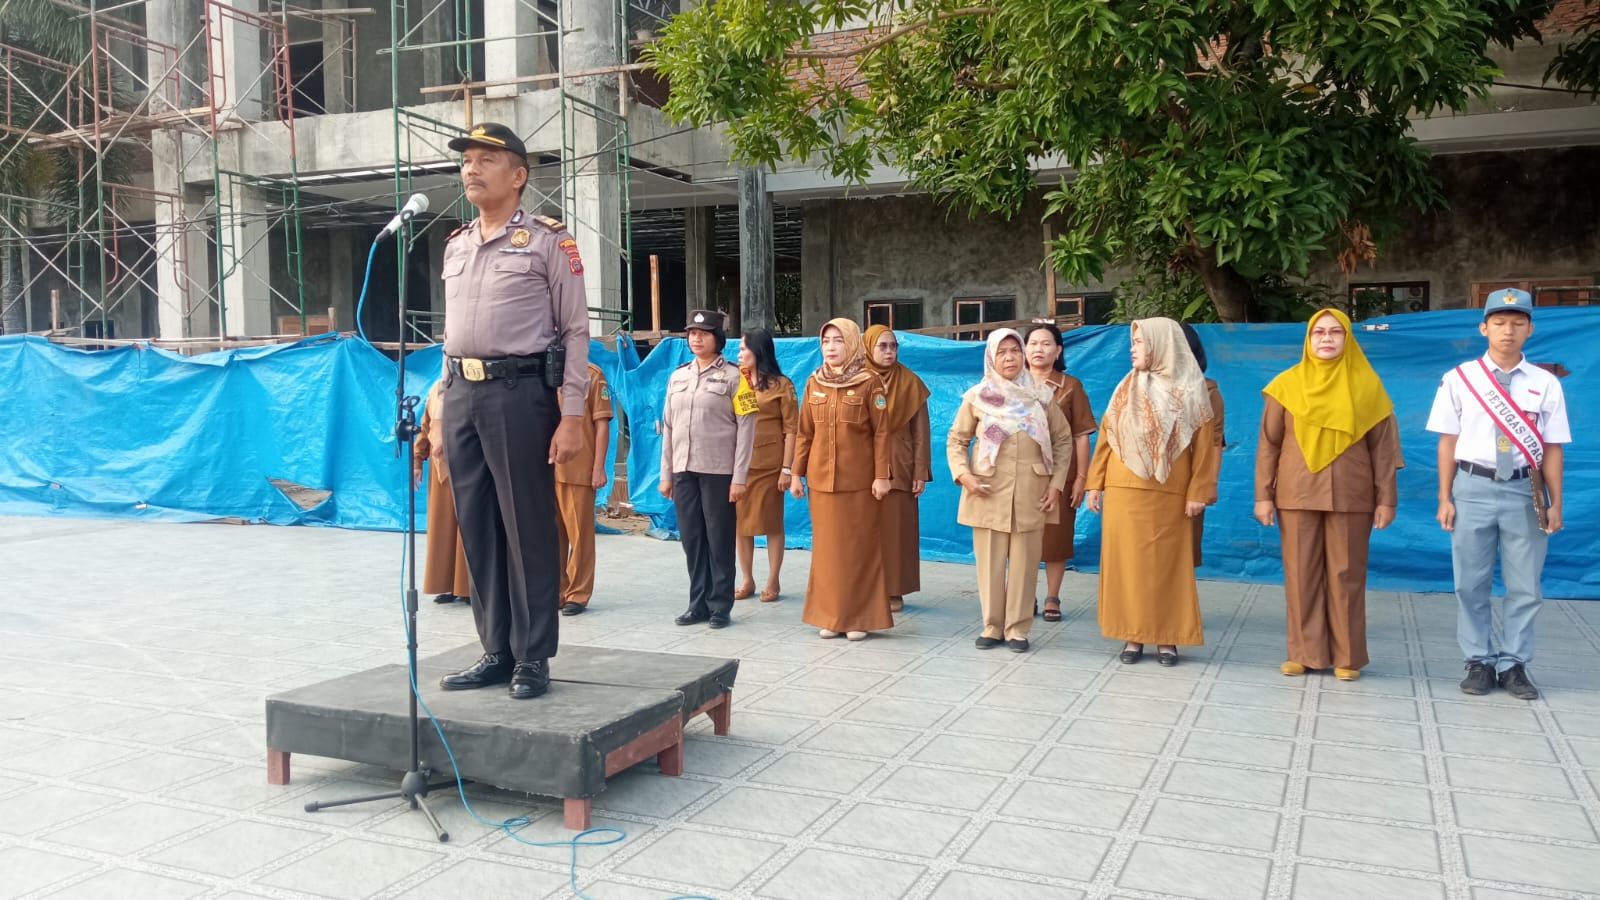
left=649, top=0, right=1549, bottom=321
left=1547, top=1, right=1600, bottom=96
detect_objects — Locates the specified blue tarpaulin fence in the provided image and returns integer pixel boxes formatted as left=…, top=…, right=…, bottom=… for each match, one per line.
left=2, top=307, right=1593, bottom=597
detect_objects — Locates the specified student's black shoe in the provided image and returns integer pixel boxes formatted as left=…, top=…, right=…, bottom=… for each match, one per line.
left=1008, top=639, right=1029, bottom=653
left=508, top=660, right=550, bottom=700
left=1460, top=661, right=1495, bottom=696
left=439, top=653, right=513, bottom=690
left=1498, top=664, right=1539, bottom=700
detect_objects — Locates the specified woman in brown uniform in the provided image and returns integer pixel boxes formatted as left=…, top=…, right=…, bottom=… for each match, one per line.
left=949, top=329, right=1074, bottom=652
left=413, top=381, right=470, bottom=604
left=863, top=324, right=931, bottom=613
left=734, top=327, right=798, bottom=602
left=1255, top=308, right=1401, bottom=681
left=1023, top=322, right=1098, bottom=622
left=1085, top=317, right=1218, bottom=667
left=1181, top=322, right=1226, bottom=566
left=790, top=318, right=894, bottom=641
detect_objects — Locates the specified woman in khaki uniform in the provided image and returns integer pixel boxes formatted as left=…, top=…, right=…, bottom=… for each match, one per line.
left=1085, top=317, right=1218, bottom=667
left=949, top=329, right=1074, bottom=652
left=1181, top=322, right=1227, bottom=566
left=554, top=362, right=613, bottom=615
left=413, top=382, right=470, bottom=604
left=1255, top=308, right=1401, bottom=681
left=1023, top=322, right=1098, bottom=622
left=864, top=324, right=931, bottom=613
left=734, top=328, right=798, bottom=602
left=790, top=318, right=894, bottom=640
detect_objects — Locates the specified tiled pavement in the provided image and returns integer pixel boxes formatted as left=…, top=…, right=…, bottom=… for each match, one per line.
left=2, top=515, right=1599, bottom=900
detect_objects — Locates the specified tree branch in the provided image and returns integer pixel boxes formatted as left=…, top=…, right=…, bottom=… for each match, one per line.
left=785, top=7, right=996, bottom=61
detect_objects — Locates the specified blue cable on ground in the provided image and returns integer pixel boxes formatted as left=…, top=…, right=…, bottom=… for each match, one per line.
left=355, top=241, right=379, bottom=342
left=396, top=535, right=717, bottom=900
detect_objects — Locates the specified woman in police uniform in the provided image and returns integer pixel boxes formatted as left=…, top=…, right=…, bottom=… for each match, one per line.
left=660, top=310, right=755, bottom=629
left=790, top=318, right=895, bottom=641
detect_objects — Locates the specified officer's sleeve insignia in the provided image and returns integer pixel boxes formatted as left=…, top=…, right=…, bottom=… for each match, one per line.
left=733, top=373, right=760, bottom=416
left=558, top=237, right=584, bottom=275
left=874, top=394, right=887, bottom=410
left=600, top=384, right=611, bottom=402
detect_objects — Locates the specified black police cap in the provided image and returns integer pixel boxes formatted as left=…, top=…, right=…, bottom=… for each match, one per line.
left=448, top=122, right=528, bottom=160
left=686, top=309, right=726, bottom=334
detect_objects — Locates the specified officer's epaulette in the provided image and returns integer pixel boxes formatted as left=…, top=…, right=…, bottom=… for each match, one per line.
left=445, top=222, right=473, bottom=241
left=531, top=214, right=566, bottom=232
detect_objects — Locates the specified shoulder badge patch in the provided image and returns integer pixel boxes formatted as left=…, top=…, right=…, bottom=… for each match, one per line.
left=874, top=394, right=887, bottom=410
left=446, top=223, right=472, bottom=241
left=533, top=214, right=566, bottom=231
left=600, top=384, right=611, bottom=402
left=510, top=228, right=530, bottom=248
left=558, top=237, right=584, bottom=275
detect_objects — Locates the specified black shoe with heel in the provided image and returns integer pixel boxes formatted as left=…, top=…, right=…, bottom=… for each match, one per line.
left=509, top=660, right=549, bottom=700
left=439, top=652, right=514, bottom=690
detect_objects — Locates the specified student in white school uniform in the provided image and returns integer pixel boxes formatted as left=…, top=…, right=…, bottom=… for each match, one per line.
left=1426, top=289, right=1570, bottom=700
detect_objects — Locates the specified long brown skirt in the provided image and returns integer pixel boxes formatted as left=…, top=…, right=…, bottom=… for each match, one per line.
left=803, top=489, right=894, bottom=632
left=1041, top=507, right=1078, bottom=563
left=737, top=465, right=785, bottom=537
left=1097, top=486, right=1204, bottom=646
left=880, top=487, right=921, bottom=596
left=423, top=471, right=471, bottom=597
left=1191, top=509, right=1206, bottom=567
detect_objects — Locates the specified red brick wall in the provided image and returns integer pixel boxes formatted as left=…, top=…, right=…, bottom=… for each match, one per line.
left=1541, top=0, right=1594, bottom=35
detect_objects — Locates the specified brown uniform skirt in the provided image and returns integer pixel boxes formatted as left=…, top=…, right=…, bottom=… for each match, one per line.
left=423, top=472, right=471, bottom=598
left=880, top=488, right=921, bottom=595
left=803, top=489, right=894, bottom=632
left=1097, top=486, right=1204, bottom=646
left=1041, top=507, right=1079, bottom=563
left=737, top=465, right=785, bottom=537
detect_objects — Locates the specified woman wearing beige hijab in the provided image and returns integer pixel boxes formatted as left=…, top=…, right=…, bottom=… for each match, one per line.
left=1085, top=317, right=1218, bottom=667
left=791, top=318, right=895, bottom=640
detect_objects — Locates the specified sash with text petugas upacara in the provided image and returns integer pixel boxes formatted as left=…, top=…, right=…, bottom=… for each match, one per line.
left=1455, top=359, right=1551, bottom=531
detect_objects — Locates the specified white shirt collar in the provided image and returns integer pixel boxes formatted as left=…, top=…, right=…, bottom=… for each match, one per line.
left=1478, top=351, right=1535, bottom=378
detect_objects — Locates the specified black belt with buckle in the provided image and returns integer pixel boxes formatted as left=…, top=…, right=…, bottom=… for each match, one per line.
left=447, top=355, right=545, bottom=382
left=1456, top=460, right=1529, bottom=481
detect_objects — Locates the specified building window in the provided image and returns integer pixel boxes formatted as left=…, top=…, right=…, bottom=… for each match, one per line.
left=1056, top=292, right=1115, bottom=325
left=864, top=299, right=924, bottom=331
left=953, top=296, right=1016, bottom=341
left=1472, top=279, right=1597, bottom=308
left=1348, top=282, right=1429, bottom=319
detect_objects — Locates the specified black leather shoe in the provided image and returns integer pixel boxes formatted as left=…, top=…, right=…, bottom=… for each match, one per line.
left=432, top=593, right=456, bottom=604
left=1008, top=639, right=1029, bottom=653
left=1157, top=651, right=1179, bottom=667
left=708, top=613, right=731, bottom=629
left=1460, top=661, right=1495, bottom=696
left=508, top=660, right=550, bottom=700
left=439, top=652, right=513, bottom=690
left=560, top=602, right=586, bottom=616
left=1498, top=664, right=1539, bottom=700
left=975, top=636, right=1000, bottom=650
left=675, top=609, right=710, bottom=626
left=1120, top=646, right=1143, bottom=665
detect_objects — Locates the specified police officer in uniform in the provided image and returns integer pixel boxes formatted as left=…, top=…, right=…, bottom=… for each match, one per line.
left=660, top=310, right=755, bottom=628
left=435, top=122, right=591, bottom=700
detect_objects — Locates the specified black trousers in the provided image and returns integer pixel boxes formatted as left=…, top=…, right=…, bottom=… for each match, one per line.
left=672, top=471, right=736, bottom=617
left=443, top=373, right=561, bottom=661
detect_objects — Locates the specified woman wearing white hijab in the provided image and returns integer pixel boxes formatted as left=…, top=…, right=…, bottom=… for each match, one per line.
left=1085, top=317, right=1218, bottom=667
left=948, top=329, right=1074, bottom=652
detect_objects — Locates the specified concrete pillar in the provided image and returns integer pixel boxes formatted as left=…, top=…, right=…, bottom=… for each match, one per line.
left=684, top=206, right=715, bottom=312
left=208, top=0, right=264, bottom=123
left=215, top=178, right=274, bottom=337
left=322, top=18, right=351, bottom=114
left=738, top=166, right=775, bottom=332
left=800, top=199, right=836, bottom=335
left=322, top=229, right=358, bottom=332
left=564, top=0, right=621, bottom=74
left=484, top=0, right=544, bottom=98
left=565, top=108, right=622, bottom=328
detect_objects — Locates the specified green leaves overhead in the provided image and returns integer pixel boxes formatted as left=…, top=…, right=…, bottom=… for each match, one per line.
left=648, top=0, right=1550, bottom=320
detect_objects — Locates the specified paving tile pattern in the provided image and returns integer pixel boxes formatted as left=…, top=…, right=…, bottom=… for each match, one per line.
left=2, top=517, right=1598, bottom=899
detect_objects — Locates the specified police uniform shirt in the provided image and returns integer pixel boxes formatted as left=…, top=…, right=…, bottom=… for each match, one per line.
left=1425, top=352, right=1572, bottom=466
left=661, top=356, right=756, bottom=482
left=442, top=208, right=591, bottom=416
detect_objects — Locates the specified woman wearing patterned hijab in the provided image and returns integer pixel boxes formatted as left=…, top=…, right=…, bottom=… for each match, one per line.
left=1085, top=317, right=1218, bottom=667
left=863, top=324, right=932, bottom=613
left=790, top=318, right=895, bottom=640
left=1256, top=308, right=1401, bottom=681
left=947, top=329, right=1074, bottom=652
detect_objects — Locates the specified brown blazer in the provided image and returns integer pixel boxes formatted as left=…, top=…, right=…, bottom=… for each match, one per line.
left=555, top=363, right=614, bottom=486
left=947, top=400, right=1074, bottom=533
left=887, top=404, right=933, bottom=491
left=793, top=374, right=892, bottom=493
left=1086, top=416, right=1219, bottom=503
left=1255, top=396, right=1402, bottom=512
left=1041, top=371, right=1099, bottom=482
left=749, top=374, right=799, bottom=473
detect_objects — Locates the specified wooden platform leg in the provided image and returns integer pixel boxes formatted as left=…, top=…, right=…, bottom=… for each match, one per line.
left=709, top=691, right=732, bottom=736
left=564, top=797, right=592, bottom=830
left=267, top=749, right=291, bottom=785
left=656, top=739, right=683, bottom=776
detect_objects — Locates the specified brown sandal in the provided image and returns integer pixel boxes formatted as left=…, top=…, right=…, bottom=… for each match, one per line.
left=1042, top=598, right=1062, bottom=622
left=733, top=585, right=756, bottom=600
left=759, top=588, right=780, bottom=602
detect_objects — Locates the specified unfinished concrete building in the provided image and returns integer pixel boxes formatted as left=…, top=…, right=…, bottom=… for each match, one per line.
left=0, top=1, right=1596, bottom=347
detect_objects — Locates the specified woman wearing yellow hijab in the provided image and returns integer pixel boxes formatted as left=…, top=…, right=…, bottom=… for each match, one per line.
left=1255, top=308, right=1403, bottom=681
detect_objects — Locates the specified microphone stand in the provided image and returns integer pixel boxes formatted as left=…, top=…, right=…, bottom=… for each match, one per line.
left=304, top=219, right=452, bottom=842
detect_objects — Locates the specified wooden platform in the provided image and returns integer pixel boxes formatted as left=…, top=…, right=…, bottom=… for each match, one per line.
left=264, top=646, right=738, bottom=829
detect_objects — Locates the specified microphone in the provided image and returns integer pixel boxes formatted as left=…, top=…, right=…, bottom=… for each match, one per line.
left=378, top=193, right=429, bottom=240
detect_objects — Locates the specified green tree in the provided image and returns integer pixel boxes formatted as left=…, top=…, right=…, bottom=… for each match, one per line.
left=1548, top=1, right=1600, bottom=96
left=649, top=0, right=1547, bottom=322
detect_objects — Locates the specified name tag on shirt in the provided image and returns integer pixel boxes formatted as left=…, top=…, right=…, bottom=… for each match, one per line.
left=498, top=247, right=533, bottom=254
